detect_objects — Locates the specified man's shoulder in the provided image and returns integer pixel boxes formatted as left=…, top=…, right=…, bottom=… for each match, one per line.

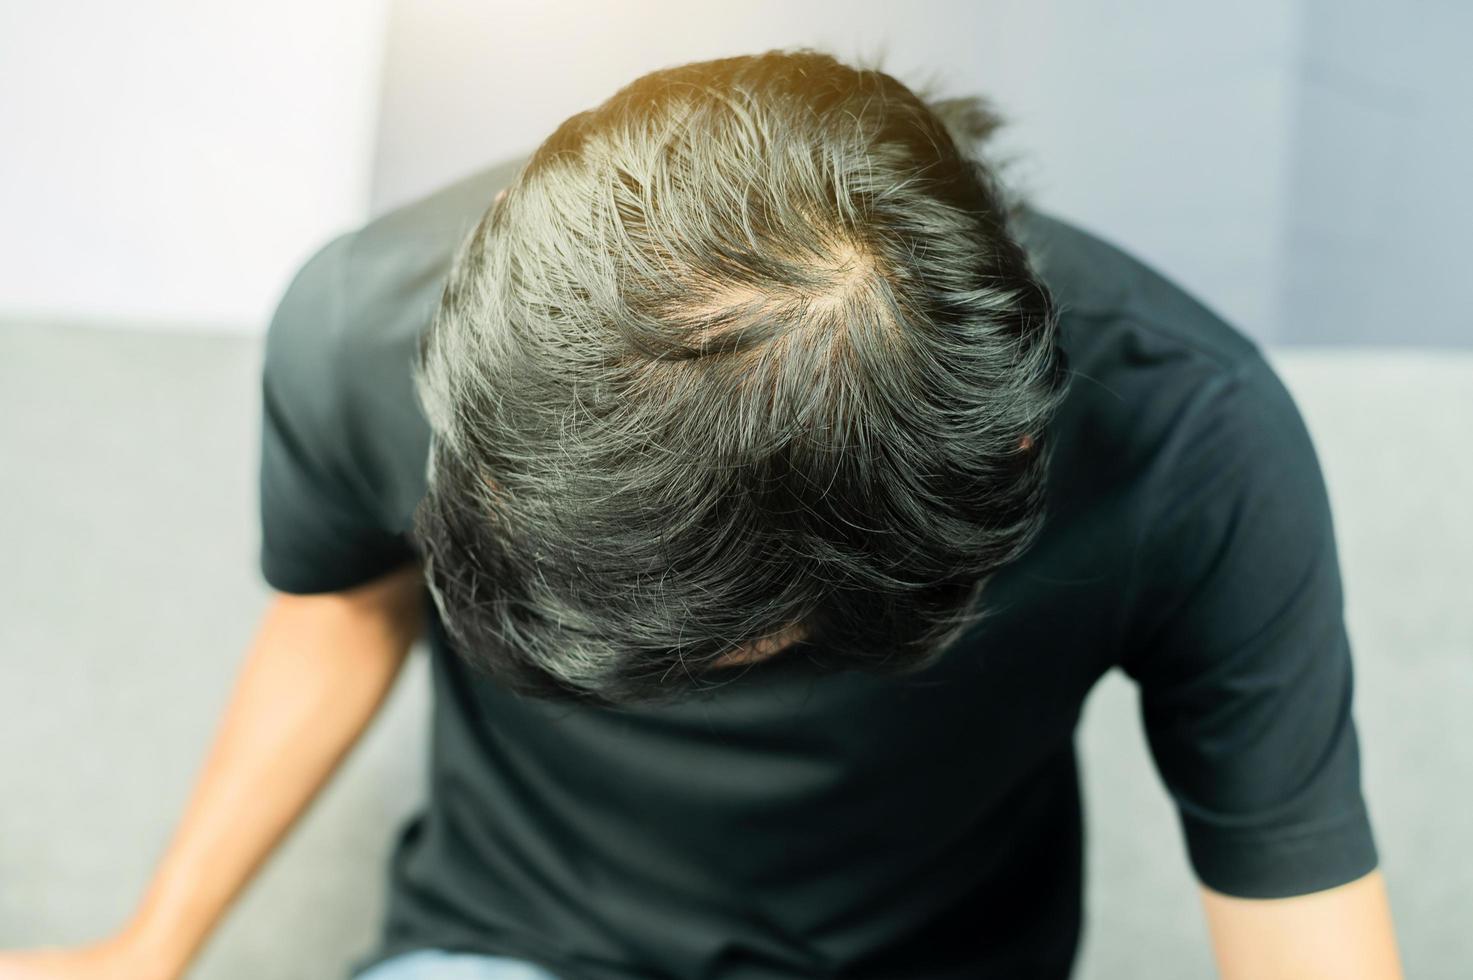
left=350, top=159, right=528, bottom=282
left=265, top=163, right=502, bottom=371
left=262, top=159, right=529, bottom=532
left=1011, top=204, right=1261, bottom=374
left=337, top=158, right=529, bottom=334
left=1012, top=206, right=1315, bottom=552
left=1010, top=204, right=1296, bottom=480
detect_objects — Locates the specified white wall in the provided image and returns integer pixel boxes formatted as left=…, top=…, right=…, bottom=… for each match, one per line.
left=368, top=0, right=1300, bottom=345
left=5, top=2, right=1465, bottom=346
left=1280, top=0, right=1473, bottom=347
left=0, top=1, right=390, bottom=332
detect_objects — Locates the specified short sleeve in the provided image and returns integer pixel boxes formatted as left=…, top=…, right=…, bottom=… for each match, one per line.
left=1119, top=355, right=1380, bottom=899
left=258, top=233, right=418, bottom=594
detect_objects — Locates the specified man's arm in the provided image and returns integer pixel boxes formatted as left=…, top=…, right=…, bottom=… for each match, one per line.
left=0, top=562, right=424, bottom=980
left=1199, top=868, right=1404, bottom=979
left=1115, top=357, right=1400, bottom=974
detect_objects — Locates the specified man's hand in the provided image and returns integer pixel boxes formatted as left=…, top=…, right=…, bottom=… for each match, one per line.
left=1199, top=868, right=1404, bottom=979
left=0, top=929, right=174, bottom=980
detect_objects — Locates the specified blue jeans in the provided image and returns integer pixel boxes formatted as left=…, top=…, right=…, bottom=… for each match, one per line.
left=354, top=949, right=563, bottom=980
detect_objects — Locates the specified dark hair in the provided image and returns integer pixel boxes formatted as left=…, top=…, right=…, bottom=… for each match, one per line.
left=411, top=48, right=1071, bottom=706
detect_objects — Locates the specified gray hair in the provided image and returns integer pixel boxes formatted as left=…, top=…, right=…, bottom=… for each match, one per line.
left=411, top=48, right=1071, bottom=705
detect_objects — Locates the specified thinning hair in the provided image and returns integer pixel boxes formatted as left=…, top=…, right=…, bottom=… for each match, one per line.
left=411, top=48, right=1071, bottom=706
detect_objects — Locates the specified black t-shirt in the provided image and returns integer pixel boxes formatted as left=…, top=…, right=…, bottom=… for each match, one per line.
left=258, top=158, right=1379, bottom=980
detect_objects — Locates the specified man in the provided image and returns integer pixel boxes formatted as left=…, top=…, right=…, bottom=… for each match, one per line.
left=0, top=49, right=1401, bottom=980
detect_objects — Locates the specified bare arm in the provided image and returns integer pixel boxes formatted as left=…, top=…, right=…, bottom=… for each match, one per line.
left=1199, top=868, right=1405, bottom=980
left=0, top=562, right=425, bottom=980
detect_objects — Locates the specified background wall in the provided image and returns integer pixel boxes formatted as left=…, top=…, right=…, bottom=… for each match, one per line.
left=3, top=1, right=1465, bottom=345
left=0, top=1, right=388, bottom=331
left=368, top=0, right=1303, bottom=343
left=1278, top=0, right=1473, bottom=346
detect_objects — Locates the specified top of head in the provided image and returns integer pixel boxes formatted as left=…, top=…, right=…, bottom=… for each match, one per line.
left=409, top=49, right=1069, bottom=705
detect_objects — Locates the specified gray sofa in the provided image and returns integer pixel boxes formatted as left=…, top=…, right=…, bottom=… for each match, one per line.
left=1, top=322, right=1468, bottom=978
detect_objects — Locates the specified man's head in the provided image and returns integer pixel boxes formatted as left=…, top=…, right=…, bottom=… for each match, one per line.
left=411, top=49, right=1070, bottom=706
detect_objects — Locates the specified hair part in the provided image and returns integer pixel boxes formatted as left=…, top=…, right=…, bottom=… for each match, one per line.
left=411, top=47, right=1071, bottom=706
